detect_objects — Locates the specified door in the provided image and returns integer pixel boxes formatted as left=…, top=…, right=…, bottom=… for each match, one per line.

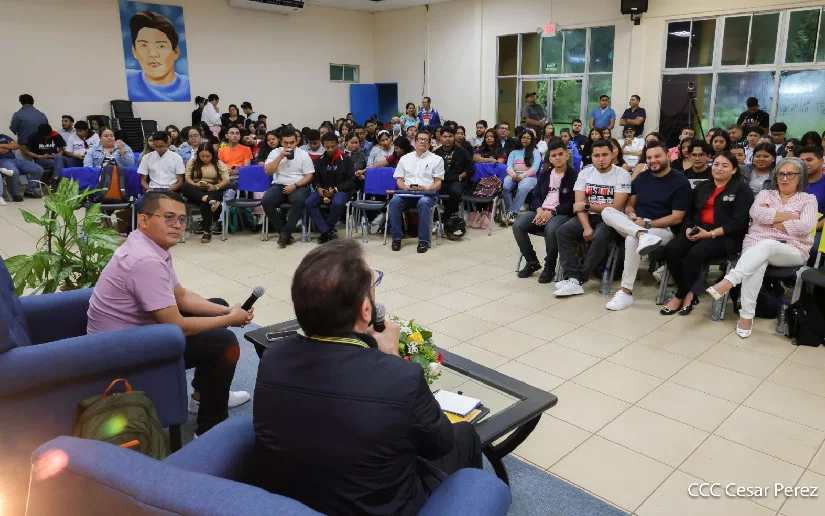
left=375, top=83, right=399, bottom=124
left=349, top=84, right=378, bottom=126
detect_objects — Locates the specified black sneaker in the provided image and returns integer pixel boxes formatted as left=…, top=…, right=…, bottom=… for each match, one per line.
left=517, top=261, right=542, bottom=278
left=417, top=241, right=429, bottom=254
left=12, top=195, right=24, bottom=202
left=212, top=221, right=223, bottom=234
left=538, top=267, right=555, bottom=284
left=24, top=191, right=42, bottom=199
left=194, top=221, right=204, bottom=235
left=201, top=233, right=212, bottom=243
left=317, top=231, right=338, bottom=244
left=277, top=233, right=294, bottom=248
left=391, top=239, right=402, bottom=251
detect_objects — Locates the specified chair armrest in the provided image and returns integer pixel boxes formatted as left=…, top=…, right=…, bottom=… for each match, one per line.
left=20, top=288, right=93, bottom=343
left=419, top=469, right=511, bottom=516
left=0, top=324, right=185, bottom=396
left=164, top=416, right=256, bottom=482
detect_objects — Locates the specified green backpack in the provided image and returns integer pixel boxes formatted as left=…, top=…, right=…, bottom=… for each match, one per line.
left=227, top=206, right=256, bottom=234
left=72, top=379, right=170, bottom=460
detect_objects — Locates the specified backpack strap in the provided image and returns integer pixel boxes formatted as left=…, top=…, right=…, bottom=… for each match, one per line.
left=103, top=378, right=132, bottom=398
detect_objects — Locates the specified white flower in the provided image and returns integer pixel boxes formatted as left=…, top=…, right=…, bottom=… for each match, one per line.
left=428, top=362, right=443, bottom=377
left=407, top=342, right=419, bottom=355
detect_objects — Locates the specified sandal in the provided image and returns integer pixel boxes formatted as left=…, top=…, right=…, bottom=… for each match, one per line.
left=706, top=286, right=723, bottom=300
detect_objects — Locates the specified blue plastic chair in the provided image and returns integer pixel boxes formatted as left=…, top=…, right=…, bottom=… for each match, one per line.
left=222, top=165, right=273, bottom=242
left=346, top=167, right=397, bottom=243
left=462, top=163, right=508, bottom=236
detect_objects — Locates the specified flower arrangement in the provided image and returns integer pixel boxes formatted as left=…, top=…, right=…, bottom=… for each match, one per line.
left=392, top=316, right=443, bottom=384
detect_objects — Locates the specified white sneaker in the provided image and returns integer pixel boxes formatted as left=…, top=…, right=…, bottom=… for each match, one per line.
left=606, top=290, right=634, bottom=311
left=652, top=264, right=665, bottom=282
left=188, top=391, right=251, bottom=414
left=553, top=279, right=584, bottom=297
left=637, top=232, right=662, bottom=256
left=0, top=198, right=6, bottom=206
left=0, top=168, right=13, bottom=177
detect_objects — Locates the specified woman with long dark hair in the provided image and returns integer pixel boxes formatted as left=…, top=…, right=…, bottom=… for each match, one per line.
left=474, top=128, right=505, bottom=164
left=165, top=124, right=184, bottom=150
left=180, top=143, right=230, bottom=243
left=581, top=127, right=604, bottom=166
left=221, top=104, right=245, bottom=131
left=400, top=102, right=419, bottom=131
left=256, top=130, right=281, bottom=165
left=501, top=130, right=541, bottom=225
left=710, top=128, right=731, bottom=158
left=741, top=142, right=776, bottom=194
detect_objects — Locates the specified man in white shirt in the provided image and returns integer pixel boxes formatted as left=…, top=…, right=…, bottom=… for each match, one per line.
left=138, top=131, right=184, bottom=192
left=262, top=129, right=314, bottom=248
left=57, top=115, right=75, bottom=144
left=388, top=130, right=445, bottom=254
left=63, top=120, right=100, bottom=166
left=201, top=94, right=222, bottom=138
left=620, top=126, right=644, bottom=168
left=554, top=140, right=632, bottom=297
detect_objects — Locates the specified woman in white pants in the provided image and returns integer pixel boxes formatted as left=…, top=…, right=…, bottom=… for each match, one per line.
left=707, top=157, right=818, bottom=338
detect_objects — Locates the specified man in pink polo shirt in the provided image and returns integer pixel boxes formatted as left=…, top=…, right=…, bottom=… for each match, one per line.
left=88, top=190, right=253, bottom=436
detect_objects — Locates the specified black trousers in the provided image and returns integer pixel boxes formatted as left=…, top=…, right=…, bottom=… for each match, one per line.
left=261, top=184, right=310, bottom=236
left=441, top=180, right=466, bottom=219
left=662, top=230, right=729, bottom=299
left=420, top=422, right=482, bottom=494
left=179, top=182, right=224, bottom=231
left=182, top=298, right=240, bottom=435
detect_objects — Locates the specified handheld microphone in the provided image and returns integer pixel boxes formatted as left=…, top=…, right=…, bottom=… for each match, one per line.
left=373, top=303, right=386, bottom=332
left=241, top=286, right=265, bottom=311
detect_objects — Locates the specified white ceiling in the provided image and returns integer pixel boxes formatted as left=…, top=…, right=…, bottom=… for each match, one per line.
left=308, top=0, right=454, bottom=12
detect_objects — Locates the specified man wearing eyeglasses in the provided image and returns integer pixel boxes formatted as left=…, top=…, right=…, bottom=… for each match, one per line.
left=138, top=131, right=184, bottom=192
left=388, top=130, right=445, bottom=253
left=87, top=190, right=253, bottom=437
left=684, top=139, right=713, bottom=184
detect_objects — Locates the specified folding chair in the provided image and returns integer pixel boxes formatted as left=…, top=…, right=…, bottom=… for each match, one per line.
left=461, top=163, right=507, bottom=236
left=345, top=167, right=397, bottom=244
left=799, top=229, right=825, bottom=291
left=222, top=165, right=271, bottom=242
left=394, top=191, right=444, bottom=247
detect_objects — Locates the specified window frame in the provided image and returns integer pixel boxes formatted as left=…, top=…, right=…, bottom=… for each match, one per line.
left=329, top=63, right=360, bottom=83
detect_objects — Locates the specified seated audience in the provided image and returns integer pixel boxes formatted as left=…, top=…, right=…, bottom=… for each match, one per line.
left=501, top=130, right=541, bottom=225
left=218, top=127, right=253, bottom=182
left=536, top=123, right=556, bottom=159
left=138, top=133, right=156, bottom=165
left=668, top=126, right=696, bottom=161
left=800, top=146, right=824, bottom=262
left=354, top=124, right=374, bottom=154
left=254, top=240, right=481, bottom=515
left=727, top=124, right=745, bottom=146
left=710, top=128, right=731, bottom=158
left=782, top=138, right=800, bottom=158
left=744, top=126, right=763, bottom=164
left=199, top=121, right=220, bottom=150
left=89, top=116, right=107, bottom=134
left=88, top=190, right=252, bottom=436
left=571, top=118, right=587, bottom=152
left=708, top=157, right=817, bottom=337
left=558, top=129, right=580, bottom=160
left=263, top=127, right=314, bottom=248
left=741, top=142, right=776, bottom=194
left=165, top=125, right=184, bottom=151
left=23, top=123, right=68, bottom=187
left=83, top=128, right=136, bottom=168
left=620, top=126, right=644, bottom=169
left=610, top=138, right=631, bottom=171
left=370, top=136, right=413, bottom=169
left=57, top=115, right=75, bottom=143
left=177, top=126, right=202, bottom=164
left=0, top=132, right=44, bottom=200
left=241, top=101, right=258, bottom=123
left=455, top=126, right=476, bottom=158
left=367, top=130, right=394, bottom=167
left=513, top=138, right=577, bottom=283
left=390, top=117, right=403, bottom=140
left=496, top=122, right=515, bottom=157
left=388, top=130, right=444, bottom=253
left=471, top=120, right=488, bottom=148
left=474, top=128, right=506, bottom=164
left=801, top=131, right=822, bottom=150
left=180, top=143, right=230, bottom=243
left=406, top=125, right=417, bottom=146
left=63, top=121, right=100, bottom=166
left=659, top=151, right=754, bottom=315
left=300, top=129, right=325, bottom=162
left=343, top=133, right=367, bottom=184
left=630, top=132, right=665, bottom=178
left=670, top=137, right=693, bottom=172
left=684, top=139, right=713, bottom=182
left=221, top=104, right=245, bottom=132
left=770, top=122, right=788, bottom=154
left=600, top=127, right=612, bottom=141
left=138, top=131, right=184, bottom=192
left=305, top=133, right=356, bottom=243
left=581, top=127, right=604, bottom=167
left=554, top=140, right=631, bottom=297
left=257, top=130, right=280, bottom=165
left=434, top=126, right=473, bottom=220
left=601, top=142, right=691, bottom=310
left=364, top=120, right=378, bottom=145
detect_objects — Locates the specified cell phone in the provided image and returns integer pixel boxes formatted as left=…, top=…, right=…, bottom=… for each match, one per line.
left=286, top=150, right=295, bottom=160
left=266, top=330, right=297, bottom=342
left=410, top=184, right=419, bottom=188
left=689, top=226, right=701, bottom=236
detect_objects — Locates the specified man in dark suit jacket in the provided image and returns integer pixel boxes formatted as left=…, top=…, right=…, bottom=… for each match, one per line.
left=253, top=240, right=482, bottom=516
left=496, top=121, right=515, bottom=158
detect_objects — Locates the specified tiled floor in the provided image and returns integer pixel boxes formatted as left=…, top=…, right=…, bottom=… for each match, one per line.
left=3, top=197, right=824, bottom=515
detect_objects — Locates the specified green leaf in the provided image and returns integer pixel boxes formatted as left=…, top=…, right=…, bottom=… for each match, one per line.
left=19, top=209, right=47, bottom=226
left=410, top=354, right=430, bottom=370
left=420, top=330, right=433, bottom=341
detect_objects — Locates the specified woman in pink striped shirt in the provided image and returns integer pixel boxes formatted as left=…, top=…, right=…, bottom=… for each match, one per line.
left=708, top=157, right=818, bottom=338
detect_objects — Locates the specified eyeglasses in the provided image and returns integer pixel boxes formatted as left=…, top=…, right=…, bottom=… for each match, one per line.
left=776, top=172, right=800, bottom=179
left=690, top=153, right=708, bottom=158
left=416, top=137, right=430, bottom=143
left=371, top=269, right=383, bottom=288
left=149, top=213, right=188, bottom=227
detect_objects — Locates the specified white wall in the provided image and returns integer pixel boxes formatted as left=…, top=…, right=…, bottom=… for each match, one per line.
left=0, top=0, right=375, bottom=133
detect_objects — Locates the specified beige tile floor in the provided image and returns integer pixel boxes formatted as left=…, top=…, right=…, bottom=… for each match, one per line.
left=3, top=197, right=825, bottom=515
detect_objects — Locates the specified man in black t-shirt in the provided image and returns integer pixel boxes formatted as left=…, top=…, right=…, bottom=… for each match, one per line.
left=22, top=123, right=68, bottom=187
left=434, top=126, right=472, bottom=219
left=736, top=97, right=769, bottom=131
left=684, top=140, right=713, bottom=185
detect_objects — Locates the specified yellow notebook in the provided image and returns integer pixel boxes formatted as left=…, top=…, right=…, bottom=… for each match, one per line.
left=445, top=409, right=482, bottom=424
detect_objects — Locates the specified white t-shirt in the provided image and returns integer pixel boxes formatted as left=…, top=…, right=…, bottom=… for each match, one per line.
left=574, top=165, right=632, bottom=214
left=202, top=103, right=221, bottom=127
left=265, top=147, right=315, bottom=185
left=65, top=132, right=100, bottom=157
left=137, top=150, right=185, bottom=189
left=621, top=137, right=645, bottom=168
left=393, top=150, right=445, bottom=188
left=367, top=145, right=394, bottom=167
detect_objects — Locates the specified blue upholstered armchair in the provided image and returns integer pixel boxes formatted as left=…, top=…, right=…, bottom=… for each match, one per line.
left=0, top=260, right=188, bottom=515
left=26, top=416, right=512, bottom=516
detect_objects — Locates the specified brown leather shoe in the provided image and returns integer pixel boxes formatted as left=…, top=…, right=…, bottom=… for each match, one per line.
left=277, top=233, right=294, bottom=248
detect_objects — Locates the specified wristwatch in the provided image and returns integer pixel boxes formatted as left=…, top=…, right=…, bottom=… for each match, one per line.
left=583, top=204, right=591, bottom=212
left=550, top=209, right=557, bottom=216
left=644, top=218, right=651, bottom=230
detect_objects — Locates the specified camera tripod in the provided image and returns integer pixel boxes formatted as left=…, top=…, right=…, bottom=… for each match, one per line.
left=665, top=90, right=706, bottom=146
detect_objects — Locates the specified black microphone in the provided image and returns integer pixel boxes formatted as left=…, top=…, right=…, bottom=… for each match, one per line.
left=241, top=286, right=265, bottom=311
left=373, top=303, right=386, bottom=332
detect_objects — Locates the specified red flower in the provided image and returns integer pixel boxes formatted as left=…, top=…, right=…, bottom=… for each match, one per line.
left=437, top=352, right=443, bottom=364
left=404, top=356, right=411, bottom=361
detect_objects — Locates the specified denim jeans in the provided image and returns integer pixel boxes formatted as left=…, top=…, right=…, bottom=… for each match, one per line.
left=512, top=212, right=571, bottom=271
left=305, top=190, right=349, bottom=234
left=556, top=214, right=616, bottom=283
left=261, top=184, right=310, bottom=236
left=388, top=194, right=437, bottom=242
left=0, top=158, right=44, bottom=196
left=35, top=155, right=67, bottom=181
left=502, top=175, right=537, bottom=214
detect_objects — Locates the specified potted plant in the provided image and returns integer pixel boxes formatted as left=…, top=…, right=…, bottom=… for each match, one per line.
left=4, top=180, right=121, bottom=295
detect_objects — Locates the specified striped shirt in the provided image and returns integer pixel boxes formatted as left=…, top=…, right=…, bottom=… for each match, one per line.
left=745, top=189, right=818, bottom=259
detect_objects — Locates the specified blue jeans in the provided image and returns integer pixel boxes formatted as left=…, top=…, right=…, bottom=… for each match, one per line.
left=0, top=158, right=44, bottom=196
left=502, top=175, right=537, bottom=214
left=35, top=155, right=67, bottom=181
left=305, top=190, right=349, bottom=234
left=512, top=212, right=571, bottom=271
left=388, top=194, right=437, bottom=242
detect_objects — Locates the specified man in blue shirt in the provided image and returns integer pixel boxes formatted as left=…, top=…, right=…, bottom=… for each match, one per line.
left=801, top=146, right=825, bottom=263
left=126, top=10, right=190, bottom=102
left=417, top=97, right=442, bottom=130
left=0, top=133, right=44, bottom=201
left=589, top=95, right=616, bottom=132
left=619, top=95, right=646, bottom=137
left=9, top=94, right=48, bottom=145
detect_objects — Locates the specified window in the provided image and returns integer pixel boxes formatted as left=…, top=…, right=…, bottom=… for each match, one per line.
left=661, top=8, right=825, bottom=147
left=496, top=26, right=615, bottom=129
left=330, top=64, right=359, bottom=83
